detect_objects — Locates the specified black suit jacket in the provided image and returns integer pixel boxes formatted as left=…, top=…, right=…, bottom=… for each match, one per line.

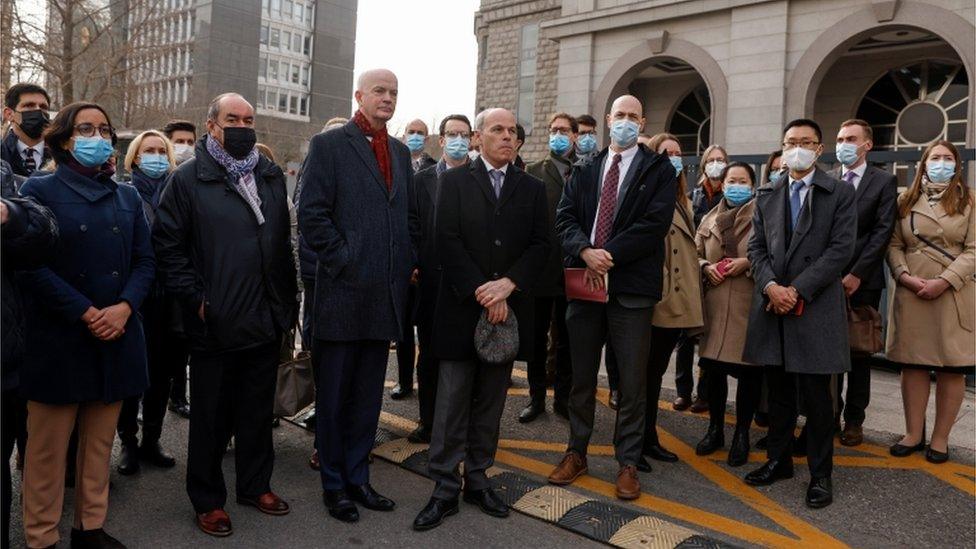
left=829, top=164, right=898, bottom=293
left=2, top=131, right=51, bottom=178
left=555, top=145, right=677, bottom=301
left=409, top=162, right=444, bottom=322
left=431, top=158, right=551, bottom=361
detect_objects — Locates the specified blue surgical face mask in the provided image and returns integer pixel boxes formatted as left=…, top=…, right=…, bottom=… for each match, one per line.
left=444, top=136, right=470, bottom=161
left=669, top=155, right=683, bottom=175
left=835, top=142, right=861, bottom=167
left=926, top=159, right=956, bottom=183
left=609, top=119, right=639, bottom=149
left=724, top=183, right=753, bottom=206
left=576, top=133, right=597, bottom=154
left=768, top=168, right=784, bottom=184
left=405, top=133, right=425, bottom=153
left=139, top=153, right=170, bottom=179
left=72, top=136, right=115, bottom=167
left=549, top=133, right=571, bottom=155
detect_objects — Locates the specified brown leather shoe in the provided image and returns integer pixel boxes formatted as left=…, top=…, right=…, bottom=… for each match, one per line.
left=197, top=509, right=232, bottom=537
left=237, top=492, right=290, bottom=516
left=547, top=451, right=587, bottom=485
left=840, top=424, right=863, bottom=447
left=672, top=397, right=691, bottom=411
left=689, top=397, right=709, bottom=414
left=615, top=465, right=641, bottom=500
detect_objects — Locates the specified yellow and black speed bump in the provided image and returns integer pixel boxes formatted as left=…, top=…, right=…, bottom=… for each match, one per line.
left=367, top=428, right=738, bottom=549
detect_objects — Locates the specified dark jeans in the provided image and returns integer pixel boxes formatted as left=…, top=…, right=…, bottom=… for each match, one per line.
left=674, top=334, right=707, bottom=400
left=566, top=300, right=653, bottom=465
left=766, top=366, right=834, bottom=478
left=644, top=326, right=683, bottom=448
left=527, top=295, right=571, bottom=404
left=836, top=289, right=882, bottom=427
left=700, top=359, right=762, bottom=430
left=2, top=388, right=26, bottom=546
left=314, top=340, right=388, bottom=490
left=186, top=342, right=279, bottom=513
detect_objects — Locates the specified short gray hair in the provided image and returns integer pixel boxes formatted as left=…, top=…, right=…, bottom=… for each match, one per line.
left=207, top=92, right=245, bottom=122
left=474, top=109, right=489, bottom=131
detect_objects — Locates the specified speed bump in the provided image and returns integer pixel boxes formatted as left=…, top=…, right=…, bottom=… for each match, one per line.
left=512, top=485, right=590, bottom=522
left=609, top=516, right=700, bottom=548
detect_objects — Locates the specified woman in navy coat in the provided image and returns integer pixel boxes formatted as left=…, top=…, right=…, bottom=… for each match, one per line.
left=18, top=102, right=153, bottom=549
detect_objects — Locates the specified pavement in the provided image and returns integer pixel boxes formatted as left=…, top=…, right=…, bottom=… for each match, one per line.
left=7, top=352, right=975, bottom=548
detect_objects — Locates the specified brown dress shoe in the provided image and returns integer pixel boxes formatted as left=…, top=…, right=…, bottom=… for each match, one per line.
left=840, top=424, right=863, bottom=447
left=547, top=451, right=587, bottom=485
left=237, top=492, right=291, bottom=515
left=672, top=397, right=691, bottom=411
left=689, top=397, right=709, bottom=414
left=197, top=509, right=232, bottom=537
left=615, top=465, right=641, bottom=500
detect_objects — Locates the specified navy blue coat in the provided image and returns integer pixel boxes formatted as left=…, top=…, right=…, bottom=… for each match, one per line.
left=297, top=121, right=414, bottom=342
left=18, top=165, right=154, bottom=404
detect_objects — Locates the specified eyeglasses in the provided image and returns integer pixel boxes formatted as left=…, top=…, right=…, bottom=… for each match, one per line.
left=74, top=123, right=115, bottom=139
left=782, top=140, right=820, bottom=149
left=444, top=131, right=470, bottom=139
left=549, top=129, right=573, bottom=136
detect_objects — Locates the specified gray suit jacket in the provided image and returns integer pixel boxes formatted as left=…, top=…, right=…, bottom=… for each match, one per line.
left=743, top=168, right=857, bottom=374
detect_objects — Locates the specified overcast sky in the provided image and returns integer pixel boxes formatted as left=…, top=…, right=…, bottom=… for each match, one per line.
left=353, top=0, right=480, bottom=136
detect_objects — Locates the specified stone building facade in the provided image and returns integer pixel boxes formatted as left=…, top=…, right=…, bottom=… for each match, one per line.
left=475, top=0, right=974, bottom=183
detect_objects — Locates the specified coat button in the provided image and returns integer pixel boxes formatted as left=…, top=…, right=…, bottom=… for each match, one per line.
left=112, top=271, right=119, bottom=277
left=937, top=228, right=944, bottom=234
left=674, top=267, right=679, bottom=273
left=670, top=229, right=675, bottom=235
left=673, top=249, right=678, bottom=254
left=675, top=286, right=680, bottom=291
left=112, top=226, right=120, bottom=234
left=80, top=224, right=87, bottom=232
left=494, top=239, right=502, bottom=246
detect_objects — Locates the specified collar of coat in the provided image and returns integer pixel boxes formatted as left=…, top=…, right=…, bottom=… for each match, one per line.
left=192, top=136, right=280, bottom=185
left=54, top=163, right=118, bottom=203
left=764, top=167, right=838, bottom=197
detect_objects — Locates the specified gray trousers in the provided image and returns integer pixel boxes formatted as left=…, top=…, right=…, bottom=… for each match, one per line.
left=566, top=300, right=653, bottom=466
left=428, top=358, right=514, bottom=499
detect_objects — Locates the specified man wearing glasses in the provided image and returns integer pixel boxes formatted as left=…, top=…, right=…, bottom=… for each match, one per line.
left=405, top=114, right=473, bottom=444
left=742, top=118, right=856, bottom=509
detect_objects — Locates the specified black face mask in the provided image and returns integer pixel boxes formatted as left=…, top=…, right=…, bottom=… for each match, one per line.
left=18, top=110, right=50, bottom=140
left=220, top=126, right=257, bottom=160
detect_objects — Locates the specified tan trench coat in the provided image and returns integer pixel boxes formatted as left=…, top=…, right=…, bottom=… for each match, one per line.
left=652, top=201, right=704, bottom=329
left=695, top=199, right=756, bottom=365
left=886, top=195, right=975, bottom=367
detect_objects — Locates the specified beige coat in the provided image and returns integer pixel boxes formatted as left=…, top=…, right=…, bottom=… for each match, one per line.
left=886, top=195, right=975, bottom=367
left=652, top=202, right=704, bottom=329
left=696, top=200, right=756, bottom=365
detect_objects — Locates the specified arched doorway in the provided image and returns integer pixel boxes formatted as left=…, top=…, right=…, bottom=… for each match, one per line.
left=667, top=84, right=711, bottom=155
left=625, top=57, right=712, bottom=154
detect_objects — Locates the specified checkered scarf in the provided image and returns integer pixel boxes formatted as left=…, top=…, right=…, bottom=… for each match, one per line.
left=206, top=134, right=264, bottom=225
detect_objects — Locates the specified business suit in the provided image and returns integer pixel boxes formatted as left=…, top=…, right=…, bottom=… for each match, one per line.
left=1, top=131, right=51, bottom=178
left=297, top=121, right=414, bottom=492
left=744, top=168, right=856, bottom=481
left=555, top=145, right=677, bottom=466
left=828, top=164, right=897, bottom=429
left=427, top=158, right=550, bottom=499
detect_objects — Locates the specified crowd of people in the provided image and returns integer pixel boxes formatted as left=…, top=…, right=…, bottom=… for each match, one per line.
left=0, top=67, right=972, bottom=547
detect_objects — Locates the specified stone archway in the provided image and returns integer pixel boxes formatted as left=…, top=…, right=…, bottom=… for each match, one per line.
left=786, top=1, right=976, bottom=146
left=591, top=36, right=728, bottom=147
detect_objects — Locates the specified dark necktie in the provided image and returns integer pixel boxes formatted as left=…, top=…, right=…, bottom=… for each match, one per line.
left=593, top=153, right=622, bottom=248
left=789, top=180, right=804, bottom=230
left=489, top=169, right=504, bottom=198
left=23, top=148, right=36, bottom=174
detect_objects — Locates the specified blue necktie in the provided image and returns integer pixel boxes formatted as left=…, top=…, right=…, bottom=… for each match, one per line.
left=489, top=169, right=504, bottom=198
left=789, top=180, right=804, bottom=230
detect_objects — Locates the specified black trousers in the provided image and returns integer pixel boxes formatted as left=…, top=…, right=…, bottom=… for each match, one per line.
left=674, top=334, right=707, bottom=400
left=416, top=297, right=439, bottom=430
left=643, top=326, right=683, bottom=448
left=527, top=295, right=571, bottom=404
left=2, top=388, right=26, bottom=546
left=396, top=286, right=417, bottom=389
left=766, top=366, right=834, bottom=478
left=186, top=341, right=279, bottom=513
left=118, top=306, right=187, bottom=445
left=700, top=358, right=762, bottom=430
left=836, top=289, right=881, bottom=427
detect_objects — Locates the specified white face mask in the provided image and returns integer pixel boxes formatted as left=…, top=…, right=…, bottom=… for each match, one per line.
left=704, top=160, right=727, bottom=179
left=783, top=146, right=818, bottom=172
left=173, top=143, right=194, bottom=165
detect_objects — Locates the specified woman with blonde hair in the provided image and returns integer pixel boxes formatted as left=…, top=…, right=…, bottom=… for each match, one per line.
left=116, top=129, right=181, bottom=476
left=887, top=139, right=974, bottom=463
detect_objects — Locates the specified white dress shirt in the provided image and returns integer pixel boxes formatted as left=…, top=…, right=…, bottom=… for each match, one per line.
left=16, top=139, right=44, bottom=166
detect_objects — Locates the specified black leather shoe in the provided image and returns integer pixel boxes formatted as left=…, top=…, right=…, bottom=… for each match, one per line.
left=644, top=443, right=678, bottom=463
left=346, top=483, right=395, bottom=511
left=139, top=440, right=176, bottom=468
left=608, top=390, right=620, bottom=411
left=727, top=428, right=750, bottom=467
left=744, top=459, right=794, bottom=486
left=117, top=443, right=140, bottom=475
left=553, top=400, right=569, bottom=420
left=323, top=490, right=359, bottom=522
left=695, top=425, right=724, bottom=456
left=805, top=477, right=832, bottom=508
left=70, top=527, right=125, bottom=548
left=407, top=424, right=432, bottom=444
left=390, top=385, right=412, bottom=400
left=168, top=400, right=191, bottom=419
left=413, top=497, right=459, bottom=531
left=925, top=446, right=949, bottom=464
left=635, top=456, right=653, bottom=473
left=462, top=488, right=509, bottom=518
left=518, top=400, right=545, bottom=423
left=890, top=439, right=926, bottom=457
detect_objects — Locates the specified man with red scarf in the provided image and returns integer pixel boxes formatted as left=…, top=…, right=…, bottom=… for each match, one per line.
left=297, top=69, right=414, bottom=524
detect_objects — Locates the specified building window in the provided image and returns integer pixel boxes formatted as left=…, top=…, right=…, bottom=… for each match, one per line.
left=667, top=84, right=712, bottom=155
left=289, top=95, right=298, bottom=115
left=269, top=59, right=278, bottom=81
left=260, top=24, right=268, bottom=45
left=292, top=32, right=301, bottom=53
left=300, top=95, right=308, bottom=116
left=291, top=63, right=299, bottom=84
left=516, top=23, right=538, bottom=134
left=259, top=54, right=268, bottom=79
left=301, top=64, right=309, bottom=86
left=303, top=35, right=311, bottom=55
left=272, top=0, right=281, bottom=15
left=270, top=28, right=280, bottom=48
left=278, top=93, right=288, bottom=112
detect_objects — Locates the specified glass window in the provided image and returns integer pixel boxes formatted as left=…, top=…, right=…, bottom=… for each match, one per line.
left=269, top=59, right=278, bottom=80
left=291, top=64, right=299, bottom=84
left=270, top=28, right=279, bottom=48
left=271, top=0, right=280, bottom=15
left=305, top=4, right=313, bottom=23
left=295, top=1, right=304, bottom=22
left=292, top=32, right=301, bottom=52
left=267, top=89, right=278, bottom=111
left=283, top=31, right=292, bottom=51
left=290, top=95, right=298, bottom=114
left=278, top=92, right=288, bottom=112
left=260, top=25, right=268, bottom=45
left=259, top=55, right=267, bottom=79
left=516, top=24, right=539, bottom=134
left=283, top=0, right=292, bottom=18
left=303, top=35, right=311, bottom=55
left=300, top=95, right=308, bottom=116
left=262, top=0, right=268, bottom=12
left=256, top=86, right=264, bottom=109
left=301, top=65, right=309, bottom=86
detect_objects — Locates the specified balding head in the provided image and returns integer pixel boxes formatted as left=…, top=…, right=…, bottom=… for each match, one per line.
left=205, top=92, right=255, bottom=156
left=404, top=119, right=428, bottom=136
left=475, top=108, right=517, bottom=168
left=606, top=94, right=645, bottom=151
left=355, top=69, right=398, bottom=129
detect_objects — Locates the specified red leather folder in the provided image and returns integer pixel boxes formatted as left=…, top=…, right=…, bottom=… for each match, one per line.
left=564, top=268, right=608, bottom=303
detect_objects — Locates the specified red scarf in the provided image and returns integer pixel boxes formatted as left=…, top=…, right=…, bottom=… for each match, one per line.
left=353, top=109, right=392, bottom=191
